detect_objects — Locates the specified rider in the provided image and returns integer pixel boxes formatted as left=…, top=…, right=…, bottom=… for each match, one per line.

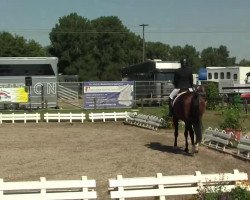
left=168, top=58, right=193, bottom=117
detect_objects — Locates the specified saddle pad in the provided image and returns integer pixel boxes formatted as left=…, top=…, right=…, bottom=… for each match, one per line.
left=173, top=91, right=188, bottom=105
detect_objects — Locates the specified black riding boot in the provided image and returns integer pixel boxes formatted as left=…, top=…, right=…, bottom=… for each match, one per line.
left=168, top=98, right=173, bottom=117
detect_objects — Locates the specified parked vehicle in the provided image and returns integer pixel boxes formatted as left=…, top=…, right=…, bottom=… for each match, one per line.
left=122, top=59, right=180, bottom=101
left=0, top=57, right=58, bottom=109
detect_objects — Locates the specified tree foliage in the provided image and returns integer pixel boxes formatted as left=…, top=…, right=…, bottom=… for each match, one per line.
left=0, top=14, right=244, bottom=82
left=205, top=82, right=220, bottom=110
left=146, top=42, right=172, bottom=61
left=200, top=45, right=236, bottom=67
left=91, top=16, right=141, bottom=80
left=0, top=32, right=46, bottom=56
left=49, top=13, right=97, bottom=80
left=49, top=14, right=141, bottom=81
left=238, top=59, right=250, bottom=66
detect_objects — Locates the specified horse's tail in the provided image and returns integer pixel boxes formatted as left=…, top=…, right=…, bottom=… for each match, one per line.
left=191, top=92, right=202, bottom=143
left=191, top=92, right=200, bottom=120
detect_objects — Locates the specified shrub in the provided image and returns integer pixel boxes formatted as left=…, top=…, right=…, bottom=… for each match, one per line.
left=205, top=82, right=220, bottom=110
left=230, top=186, right=249, bottom=200
left=219, top=106, right=243, bottom=130
left=192, top=184, right=249, bottom=200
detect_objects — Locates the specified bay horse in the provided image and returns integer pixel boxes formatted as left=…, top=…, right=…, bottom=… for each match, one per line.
left=172, top=86, right=206, bottom=154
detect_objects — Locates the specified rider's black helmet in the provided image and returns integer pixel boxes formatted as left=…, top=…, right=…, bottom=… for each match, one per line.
left=180, top=58, right=188, bottom=68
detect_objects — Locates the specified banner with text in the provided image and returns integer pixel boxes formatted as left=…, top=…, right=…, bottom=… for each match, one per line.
left=0, top=88, right=28, bottom=103
left=84, top=81, right=134, bottom=109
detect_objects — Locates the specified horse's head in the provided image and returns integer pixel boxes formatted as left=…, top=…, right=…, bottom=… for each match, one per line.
left=196, top=85, right=205, bottom=93
left=195, top=85, right=206, bottom=97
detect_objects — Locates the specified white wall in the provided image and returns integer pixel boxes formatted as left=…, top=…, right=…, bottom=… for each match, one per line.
left=206, top=66, right=250, bottom=84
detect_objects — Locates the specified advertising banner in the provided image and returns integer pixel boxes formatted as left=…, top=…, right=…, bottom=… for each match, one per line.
left=0, top=88, right=28, bottom=103
left=84, top=81, right=134, bottom=109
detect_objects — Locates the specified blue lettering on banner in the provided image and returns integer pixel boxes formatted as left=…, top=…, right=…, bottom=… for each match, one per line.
left=83, top=81, right=134, bottom=109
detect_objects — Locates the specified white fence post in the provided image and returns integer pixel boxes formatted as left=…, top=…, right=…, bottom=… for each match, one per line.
left=109, top=170, right=249, bottom=199
left=156, top=173, right=166, bottom=200
left=12, top=113, right=14, bottom=123
left=40, top=177, right=46, bottom=197
left=0, top=178, right=3, bottom=198
left=102, top=112, right=105, bottom=122
left=117, top=175, right=125, bottom=200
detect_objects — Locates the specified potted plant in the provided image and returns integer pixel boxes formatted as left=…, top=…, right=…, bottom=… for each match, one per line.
left=219, top=104, right=245, bottom=141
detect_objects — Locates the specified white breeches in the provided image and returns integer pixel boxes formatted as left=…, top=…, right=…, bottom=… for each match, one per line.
left=169, top=89, right=180, bottom=99
left=169, top=88, right=193, bottom=99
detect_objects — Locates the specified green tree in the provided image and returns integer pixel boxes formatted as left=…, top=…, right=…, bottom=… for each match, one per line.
left=92, top=16, right=141, bottom=80
left=49, top=13, right=97, bottom=80
left=205, top=82, right=220, bottom=110
left=182, top=45, right=201, bottom=72
left=146, top=42, right=172, bottom=61
left=49, top=14, right=142, bottom=81
left=0, top=31, right=46, bottom=56
left=238, top=59, right=250, bottom=66
left=168, top=44, right=200, bottom=72
left=200, top=45, right=236, bottom=66
left=169, top=45, right=183, bottom=60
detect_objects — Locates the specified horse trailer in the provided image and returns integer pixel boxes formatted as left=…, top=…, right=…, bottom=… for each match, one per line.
left=0, top=57, right=58, bottom=109
left=122, top=59, right=181, bottom=101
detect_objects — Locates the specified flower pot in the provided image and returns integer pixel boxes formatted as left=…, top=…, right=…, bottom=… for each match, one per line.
left=234, top=129, right=242, bottom=141
left=224, top=128, right=242, bottom=142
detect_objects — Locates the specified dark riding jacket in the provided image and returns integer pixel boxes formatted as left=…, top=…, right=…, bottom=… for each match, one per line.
left=173, top=66, right=193, bottom=89
left=174, top=66, right=193, bottom=89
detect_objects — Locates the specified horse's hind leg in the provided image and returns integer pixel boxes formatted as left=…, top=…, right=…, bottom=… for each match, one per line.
left=173, top=117, right=178, bottom=149
left=184, top=123, right=193, bottom=153
left=192, top=121, right=202, bottom=153
left=184, top=124, right=189, bottom=153
left=189, top=125, right=195, bottom=146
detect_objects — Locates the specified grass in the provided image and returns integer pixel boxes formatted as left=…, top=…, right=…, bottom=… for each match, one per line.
left=1, top=102, right=250, bottom=134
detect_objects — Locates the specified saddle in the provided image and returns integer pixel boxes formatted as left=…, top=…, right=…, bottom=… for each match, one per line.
left=173, top=89, right=192, bottom=106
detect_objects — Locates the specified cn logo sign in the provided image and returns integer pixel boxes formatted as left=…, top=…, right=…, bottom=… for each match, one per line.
left=33, top=83, right=57, bottom=95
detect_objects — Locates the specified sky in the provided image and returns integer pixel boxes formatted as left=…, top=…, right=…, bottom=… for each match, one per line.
left=1, top=0, right=250, bottom=62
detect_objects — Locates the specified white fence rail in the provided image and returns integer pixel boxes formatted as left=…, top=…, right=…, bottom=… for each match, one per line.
left=237, top=137, right=250, bottom=160
left=203, top=127, right=233, bottom=151
left=89, top=112, right=129, bottom=122
left=125, top=113, right=164, bottom=130
left=109, top=169, right=248, bottom=200
left=0, top=112, right=165, bottom=126
left=0, top=170, right=249, bottom=199
left=44, top=112, right=86, bottom=123
left=0, top=176, right=97, bottom=200
left=0, top=113, right=40, bottom=124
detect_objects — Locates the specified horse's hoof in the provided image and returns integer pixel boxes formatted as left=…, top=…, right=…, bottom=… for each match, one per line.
left=192, top=145, right=199, bottom=154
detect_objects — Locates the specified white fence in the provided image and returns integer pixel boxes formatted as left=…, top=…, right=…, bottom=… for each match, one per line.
left=0, top=176, right=97, bottom=200
left=0, top=112, right=134, bottom=124
left=237, top=137, right=250, bottom=159
left=203, top=127, right=250, bottom=160
left=125, top=113, right=164, bottom=130
left=89, top=112, right=129, bottom=122
left=109, top=169, right=249, bottom=200
left=0, top=170, right=248, bottom=200
left=44, top=112, right=86, bottom=123
left=203, top=127, right=233, bottom=151
left=0, top=113, right=40, bottom=124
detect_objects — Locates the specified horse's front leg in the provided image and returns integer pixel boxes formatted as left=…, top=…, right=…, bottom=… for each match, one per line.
left=173, top=117, right=178, bottom=148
